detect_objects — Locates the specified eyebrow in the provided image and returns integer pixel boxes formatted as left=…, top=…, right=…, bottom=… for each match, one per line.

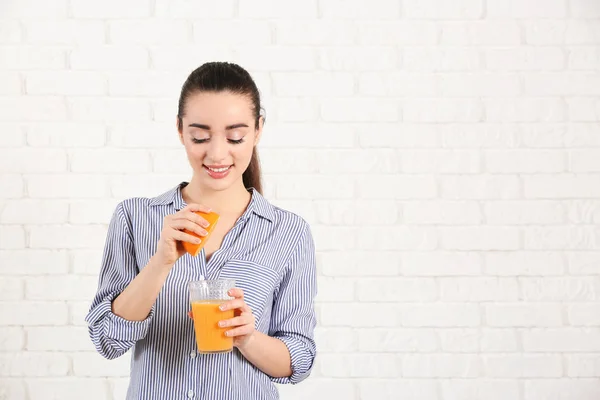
left=188, top=123, right=249, bottom=130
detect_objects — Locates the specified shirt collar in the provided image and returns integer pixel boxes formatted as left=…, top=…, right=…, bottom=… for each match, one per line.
left=149, top=182, right=275, bottom=223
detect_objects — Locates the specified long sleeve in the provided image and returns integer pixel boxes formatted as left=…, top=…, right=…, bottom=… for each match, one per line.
left=269, top=223, right=318, bottom=384
left=85, top=201, right=154, bottom=360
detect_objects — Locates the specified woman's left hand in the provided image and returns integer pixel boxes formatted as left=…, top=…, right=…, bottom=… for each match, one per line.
left=218, top=288, right=256, bottom=349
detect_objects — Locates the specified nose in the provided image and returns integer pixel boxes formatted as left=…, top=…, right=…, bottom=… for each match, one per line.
left=205, top=136, right=228, bottom=163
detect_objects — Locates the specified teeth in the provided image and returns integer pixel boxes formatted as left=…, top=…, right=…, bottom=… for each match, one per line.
left=207, top=166, right=230, bottom=173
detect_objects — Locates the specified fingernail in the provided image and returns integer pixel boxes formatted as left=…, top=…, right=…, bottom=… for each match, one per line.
left=195, top=238, right=201, bottom=244
left=202, top=221, right=209, bottom=228
left=218, top=321, right=225, bottom=327
left=219, top=305, right=226, bottom=311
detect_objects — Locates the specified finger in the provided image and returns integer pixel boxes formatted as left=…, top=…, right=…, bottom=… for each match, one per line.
left=187, top=311, right=193, bottom=319
left=219, top=299, right=246, bottom=311
left=225, top=325, right=254, bottom=337
left=168, top=228, right=202, bottom=245
left=174, top=211, right=211, bottom=229
left=228, top=288, right=244, bottom=299
left=183, top=203, right=212, bottom=214
left=169, top=219, right=208, bottom=237
left=218, top=315, right=252, bottom=328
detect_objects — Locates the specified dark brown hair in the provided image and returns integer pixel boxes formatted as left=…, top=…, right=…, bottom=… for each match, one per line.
left=177, top=62, right=264, bottom=194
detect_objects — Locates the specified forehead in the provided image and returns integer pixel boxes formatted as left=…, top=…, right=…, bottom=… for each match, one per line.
left=183, top=91, right=254, bottom=124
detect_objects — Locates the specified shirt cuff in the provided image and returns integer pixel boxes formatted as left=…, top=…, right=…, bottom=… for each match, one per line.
left=87, top=296, right=155, bottom=343
left=270, top=334, right=315, bottom=384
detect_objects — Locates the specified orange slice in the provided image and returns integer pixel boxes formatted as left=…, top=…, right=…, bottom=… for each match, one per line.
left=181, top=211, right=220, bottom=257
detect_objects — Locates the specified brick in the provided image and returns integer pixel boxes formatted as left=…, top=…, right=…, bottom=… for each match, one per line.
left=0, top=96, right=67, bottom=122
left=69, top=200, right=116, bottom=225
left=487, top=0, right=566, bottom=17
left=27, top=174, right=109, bottom=199
left=0, top=226, right=25, bottom=249
left=275, top=21, right=351, bottom=46
left=486, top=48, right=565, bottom=71
left=357, top=22, right=438, bottom=45
left=404, top=0, right=483, bottom=19
left=441, top=123, right=565, bottom=149
left=0, top=175, right=23, bottom=199
left=0, top=124, right=25, bottom=146
left=438, top=73, right=521, bottom=96
left=401, top=150, right=481, bottom=174
left=27, top=327, right=93, bottom=351
left=27, top=123, right=106, bottom=148
left=401, top=304, right=480, bottom=327
left=524, top=227, right=600, bottom=250
left=486, top=355, right=562, bottom=378
left=68, top=98, right=150, bottom=122
left=568, top=47, right=600, bottom=70
left=360, top=380, right=439, bottom=400
left=0, top=327, right=25, bottom=351
left=358, top=227, right=437, bottom=251
left=0, top=72, right=21, bottom=95
left=108, top=123, right=178, bottom=148
left=524, top=73, right=600, bottom=96
left=0, top=21, right=22, bottom=43
left=0, top=379, right=26, bottom=399
left=0, top=46, right=65, bottom=70
left=404, top=48, right=481, bottom=72
left=358, top=278, right=437, bottom=302
left=150, top=46, right=233, bottom=71
left=261, top=122, right=354, bottom=149
left=567, top=21, right=600, bottom=44
left=0, top=250, right=68, bottom=275
left=359, top=72, right=437, bottom=97
left=110, top=174, right=183, bottom=199
left=319, top=47, right=397, bottom=71
left=571, top=0, right=600, bottom=17
left=442, top=380, right=519, bottom=400
left=442, top=175, right=520, bottom=199
left=155, top=0, right=234, bottom=17
left=23, top=20, right=105, bottom=44
left=71, top=149, right=151, bottom=173
left=234, top=46, right=316, bottom=71
left=322, top=98, right=399, bottom=122
left=270, top=200, right=316, bottom=225
left=273, top=72, right=354, bottom=96
left=0, top=277, right=24, bottom=300
left=440, top=21, right=521, bottom=45
left=524, top=174, right=600, bottom=199
left=358, top=123, right=439, bottom=148
left=520, top=277, right=600, bottom=301
left=566, top=124, right=600, bottom=147
left=25, top=71, right=105, bottom=95
left=314, top=328, right=357, bottom=352
left=271, top=97, right=318, bottom=122
left=440, top=329, right=479, bottom=352
left=194, top=21, right=270, bottom=45
left=1, top=200, right=69, bottom=224
left=525, top=20, right=566, bottom=45
left=109, top=21, right=189, bottom=45
left=26, top=275, right=98, bottom=301
left=402, top=252, right=482, bottom=276
left=440, top=278, right=519, bottom=302
left=279, top=379, right=356, bottom=400
left=320, top=303, right=400, bottom=327
left=480, top=329, right=518, bottom=352
left=315, top=277, right=355, bottom=302
left=403, top=201, right=481, bottom=225
left=404, top=99, right=483, bottom=122
left=110, top=379, right=130, bottom=400
left=2, top=0, right=67, bottom=17
left=485, top=98, right=565, bottom=122
left=568, top=98, right=600, bottom=121
left=569, top=252, right=600, bottom=275
left=358, top=329, right=438, bottom=352
left=486, top=304, right=563, bottom=327
left=570, top=150, right=600, bottom=172
left=29, top=225, right=108, bottom=249
left=260, top=149, right=318, bottom=174
left=485, top=252, right=565, bottom=276
left=320, top=251, right=400, bottom=277
left=72, top=353, right=131, bottom=377
left=71, top=0, right=151, bottom=17
left=525, top=379, right=600, bottom=400
left=319, top=354, right=399, bottom=378
left=0, top=353, right=69, bottom=377
left=568, top=304, right=600, bottom=326
left=318, top=149, right=399, bottom=174
left=239, top=0, right=316, bottom=17
left=27, top=378, right=109, bottom=400
left=312, top=226, right=357, bottom=251
left=402, top=355, right=481, bottom=378
left=320, top=0, right=399, bottom=18
left=0, top=148, right=66, bottom=173
left=441, top=227, right=520, bottom=250
left=568, top=200, right=600, bottom=224
left=0, top=301, right=68, bottom=325
left=276, top=175, right=353, bottom=199
left=71, top=249, right=104, bottom=275
left=70, top=46, right=148, bottom=70
left=69, top=301, right=92, bottom=326
left=567, top=355, right=600, bottom=377
left=485, top=201, right=565, bottom=225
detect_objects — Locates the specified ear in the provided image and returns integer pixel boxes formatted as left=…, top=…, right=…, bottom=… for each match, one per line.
left=253, top=116, right=264, bottom=146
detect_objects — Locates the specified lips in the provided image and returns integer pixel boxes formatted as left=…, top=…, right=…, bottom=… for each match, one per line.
left=203, top=164, right=232, bottom=179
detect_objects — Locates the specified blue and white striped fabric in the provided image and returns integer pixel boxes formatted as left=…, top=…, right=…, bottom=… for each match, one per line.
left=85, top=182, right=318, bottom=400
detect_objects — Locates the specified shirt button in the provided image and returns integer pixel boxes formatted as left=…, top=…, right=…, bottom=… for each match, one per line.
left=187, top=390, right=194, bottom=398
left=190, top=351, right=196, bottom=359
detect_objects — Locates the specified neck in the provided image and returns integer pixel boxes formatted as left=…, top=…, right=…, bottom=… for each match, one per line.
left=182, top=177, right=251, bottom=217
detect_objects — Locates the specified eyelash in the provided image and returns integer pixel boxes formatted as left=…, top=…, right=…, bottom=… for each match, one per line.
left=191, top=138, right=244, bottom=145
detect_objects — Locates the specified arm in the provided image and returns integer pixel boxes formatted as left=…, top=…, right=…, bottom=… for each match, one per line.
left=237, top=331, right=292, bottom=378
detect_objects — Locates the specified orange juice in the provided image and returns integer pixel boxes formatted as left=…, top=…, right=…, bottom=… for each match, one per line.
left=191, top=300, right=234, bottom=353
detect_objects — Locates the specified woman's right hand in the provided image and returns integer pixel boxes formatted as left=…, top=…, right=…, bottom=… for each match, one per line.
left=154, top=203, right=212, bottom=268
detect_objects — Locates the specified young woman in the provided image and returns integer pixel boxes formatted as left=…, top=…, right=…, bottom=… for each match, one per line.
left=85, top=62, right=317, bottom=400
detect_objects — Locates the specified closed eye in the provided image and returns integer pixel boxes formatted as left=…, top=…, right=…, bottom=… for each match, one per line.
left=191, top=138, right=245, bottom=145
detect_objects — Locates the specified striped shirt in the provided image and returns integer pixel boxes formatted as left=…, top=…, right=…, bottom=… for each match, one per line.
left=85, top=182, right=318, bottom=400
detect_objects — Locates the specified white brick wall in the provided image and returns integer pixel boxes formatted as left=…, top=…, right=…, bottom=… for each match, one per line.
left=1, top=0, right=599, bottom=399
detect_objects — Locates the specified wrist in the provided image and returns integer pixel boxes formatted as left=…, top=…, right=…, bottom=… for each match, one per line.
left=237, top=331, right=258, bottom=353
left=149, top=254, right=174, bottom=275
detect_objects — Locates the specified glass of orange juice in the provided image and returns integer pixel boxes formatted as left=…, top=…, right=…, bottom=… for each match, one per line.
left=189, top=279, right=235, bottom=354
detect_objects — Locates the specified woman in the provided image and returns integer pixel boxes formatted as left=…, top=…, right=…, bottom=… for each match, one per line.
left=85, top=62, right=317, bottom=400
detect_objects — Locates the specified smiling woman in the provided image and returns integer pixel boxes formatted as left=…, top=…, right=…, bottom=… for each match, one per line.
left=85, top=62, right=318, bottom=400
